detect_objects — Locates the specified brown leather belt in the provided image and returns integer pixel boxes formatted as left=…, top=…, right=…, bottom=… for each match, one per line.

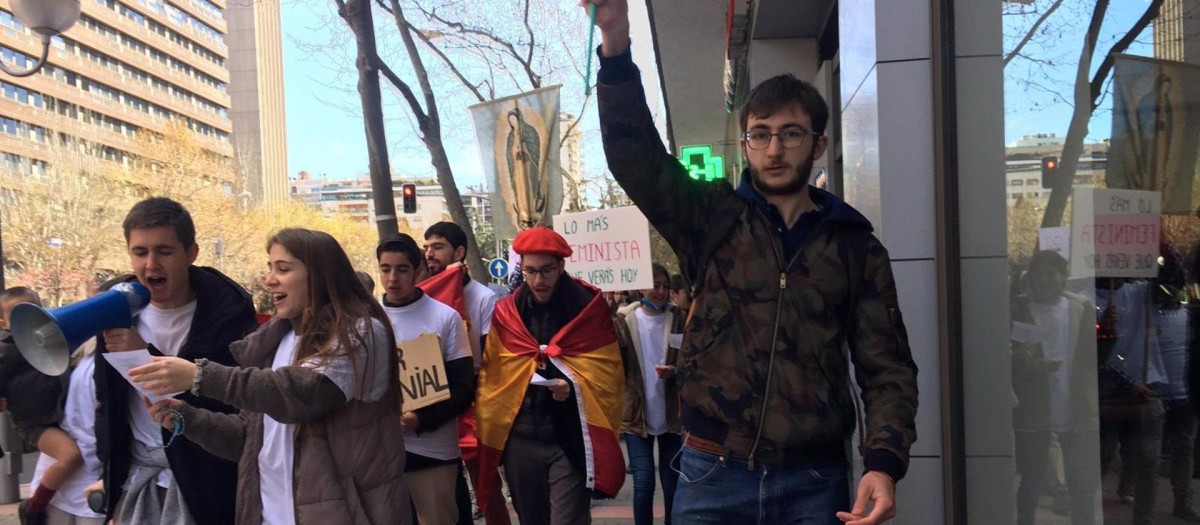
left=683, top=433, right=747, bottom=460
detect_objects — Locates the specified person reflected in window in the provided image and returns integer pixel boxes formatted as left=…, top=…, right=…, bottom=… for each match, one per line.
left=1012, top=250, right=1101, bottom=525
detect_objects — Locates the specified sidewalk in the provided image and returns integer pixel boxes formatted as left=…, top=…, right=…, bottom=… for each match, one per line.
left=0, top=452, right=662, bottom=524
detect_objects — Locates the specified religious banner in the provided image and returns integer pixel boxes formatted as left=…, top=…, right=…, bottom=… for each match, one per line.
left=398, top=333, right=451, bottom=411
left=1070, top=188, right=1161, bottom=278
left=470, top=86, right=564, bottom=241
left=1107, top=54, right=1200, bottom=214
left=553, top=206, right=652, bottom=292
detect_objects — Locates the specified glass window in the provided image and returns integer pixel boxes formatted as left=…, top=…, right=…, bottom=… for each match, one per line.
left=991, top=3, right=1198, bottom=523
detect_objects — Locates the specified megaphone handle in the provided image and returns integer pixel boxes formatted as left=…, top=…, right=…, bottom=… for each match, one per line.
left=87, top=490, right=104, bottom=514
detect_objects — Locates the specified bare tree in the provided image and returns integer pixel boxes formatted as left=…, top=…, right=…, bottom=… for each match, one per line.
left=1040, top=0, right=1164, bottom=228
left=1005, top=0, right=1167, bottom=228
left=324, top=0, right=594, bottom=278
left=335, top=0, right=401, bottom=241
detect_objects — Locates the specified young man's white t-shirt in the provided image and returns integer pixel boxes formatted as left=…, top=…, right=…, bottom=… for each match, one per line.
left=633, top=308, right=669, bottom=436
left=463, top=280, right=499, bottom=370
left=259, top=319, right=392, bottom=525
left=30, top=352, right=105, bottom=520
left=128, top=300, right=196, bottom=489
left=382, top=293, right=471, bottom=461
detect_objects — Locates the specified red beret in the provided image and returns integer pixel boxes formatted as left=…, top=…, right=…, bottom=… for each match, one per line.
left=512, top=227, right=572, bottom=258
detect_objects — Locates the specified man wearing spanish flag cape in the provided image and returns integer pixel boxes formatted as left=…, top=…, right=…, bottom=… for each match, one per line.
left=476, top=227, right=626, bottom=525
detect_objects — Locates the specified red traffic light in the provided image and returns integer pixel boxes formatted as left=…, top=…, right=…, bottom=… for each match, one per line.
left=1043, top=158, right=1057, bottom=170
left=401, top=183, right=417, bottom=214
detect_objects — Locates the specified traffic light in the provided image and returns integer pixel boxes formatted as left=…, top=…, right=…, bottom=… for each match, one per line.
left=402, top=184, right=416, bottom=214
left=1040, top=156, right=1059, bottom=189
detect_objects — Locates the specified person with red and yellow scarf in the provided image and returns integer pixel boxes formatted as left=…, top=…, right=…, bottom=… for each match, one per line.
left=475, top=227, right=626, bottom=525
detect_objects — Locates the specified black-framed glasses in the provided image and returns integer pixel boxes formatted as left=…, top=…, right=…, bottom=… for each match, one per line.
left=520, top=264, right=560, bottom=280
left=743, top=128, right=820, bottom=150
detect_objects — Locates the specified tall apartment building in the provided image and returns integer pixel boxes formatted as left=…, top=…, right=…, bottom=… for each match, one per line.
left=1155, top=0, right=1200, bottom=64
left=0, top=0, right=233, bottom=184
left=224, top=0, right=287, bottom=208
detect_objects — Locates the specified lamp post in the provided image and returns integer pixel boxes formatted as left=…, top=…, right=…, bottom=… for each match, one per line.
left=0, top=0, right=80, bottom=290
left=0, top=0, right=81, bottom=77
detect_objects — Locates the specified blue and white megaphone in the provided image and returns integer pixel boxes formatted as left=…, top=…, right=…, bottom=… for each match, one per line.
left=9, top=282, right=150, bottom=376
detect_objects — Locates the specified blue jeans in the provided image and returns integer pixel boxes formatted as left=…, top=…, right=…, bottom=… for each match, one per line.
left=671, top=446, right=851, bottom=524
left=624, top=433, right=682, bottom=525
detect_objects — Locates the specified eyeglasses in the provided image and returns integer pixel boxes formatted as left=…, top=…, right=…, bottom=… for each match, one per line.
left=520, top=264, right=560, bottom=281
left=743, top=128, right=820, bottom=150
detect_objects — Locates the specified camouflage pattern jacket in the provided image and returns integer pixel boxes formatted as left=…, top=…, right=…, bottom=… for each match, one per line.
left=597, top=49, right=919, bottom=480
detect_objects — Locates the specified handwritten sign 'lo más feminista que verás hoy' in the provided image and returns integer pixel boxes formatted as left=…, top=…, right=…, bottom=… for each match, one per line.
left=553, top=206, right=652, bottom=292
left=1070, top=188, right=1161, bottom=278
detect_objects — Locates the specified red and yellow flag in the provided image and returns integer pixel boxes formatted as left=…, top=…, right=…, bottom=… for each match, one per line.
left=417, top=262, right=468, bottom=320
left=417, top=263, right=480, bottom=461
left=475, top=279, right=625, bottom=511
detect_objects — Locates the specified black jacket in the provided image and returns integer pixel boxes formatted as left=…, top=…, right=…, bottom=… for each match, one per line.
left=0, top=330, right=68, bottom=434
left=94, top=266, right=257, bottom=524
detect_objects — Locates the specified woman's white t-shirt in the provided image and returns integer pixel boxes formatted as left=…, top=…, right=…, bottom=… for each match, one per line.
left=258, top=319, right=391, bottom=525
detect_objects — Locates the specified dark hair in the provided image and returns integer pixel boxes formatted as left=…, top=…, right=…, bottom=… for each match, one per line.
left=1029, top=250, right=1068, bottom=276
left=355, top=271, right=375, bottom=295
left=424, top=222, right=468, bottom=252
left=123, top=197, right=196, bottom=248
left=740, top=74, right=829, bottom=135
left=267, top=228, right=396, bottom=391
left=669, top=274, right=687, bottom=292
left=0, top=286, right=41, bottom=306
left=651, top=263, right=669, bottom=283
left=376, top=233, right=423, bottom=267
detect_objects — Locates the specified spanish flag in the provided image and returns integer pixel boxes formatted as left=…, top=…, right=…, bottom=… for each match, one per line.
left=417, top=263, right=480, bottom=461
left=417, top=262, right=468, bottom=319
left=475, top=279, right=625, bottom=512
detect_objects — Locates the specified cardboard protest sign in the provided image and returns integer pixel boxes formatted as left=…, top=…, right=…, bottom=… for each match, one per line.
left=398, top=333, right=451, bottom=411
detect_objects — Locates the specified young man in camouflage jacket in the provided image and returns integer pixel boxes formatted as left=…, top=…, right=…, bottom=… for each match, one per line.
left=587, top=2, right=919, bottom=523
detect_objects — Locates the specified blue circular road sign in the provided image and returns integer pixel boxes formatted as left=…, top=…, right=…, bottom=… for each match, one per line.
left=488, top=258, right=510, bottom=279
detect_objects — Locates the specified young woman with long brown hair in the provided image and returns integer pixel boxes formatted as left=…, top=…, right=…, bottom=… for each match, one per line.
left=128, top=228, right=408, bottom=524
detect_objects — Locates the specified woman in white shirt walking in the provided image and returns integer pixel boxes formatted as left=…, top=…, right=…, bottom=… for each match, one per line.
left=129, top=228, right=408, bottom=525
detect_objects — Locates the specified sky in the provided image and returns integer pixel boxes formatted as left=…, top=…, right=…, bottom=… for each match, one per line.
left=278, top=0, right=662, bottom=192
left=277, top=1, right=1164, bottom=185
left=1001, top=1, right=1159, bottom=146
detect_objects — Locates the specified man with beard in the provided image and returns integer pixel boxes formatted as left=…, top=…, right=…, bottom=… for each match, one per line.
left=422, top=222, right=510, bottom=525
left=587, top=1, right=920, bottom=523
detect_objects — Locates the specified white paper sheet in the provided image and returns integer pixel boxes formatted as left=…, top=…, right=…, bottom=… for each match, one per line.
left=668, top=333, right=683, bottom=349
left=1011, top=321, right=1047, bottom=344
left=101, top=350, right=184, bottom=403
left=530, top=373, right=560, bottom=387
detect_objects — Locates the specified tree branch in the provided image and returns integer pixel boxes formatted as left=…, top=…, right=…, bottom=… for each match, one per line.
left=373, top=54, right=431, bottom=128
left=523, top=0, right=538, bottom=86
left=1089, top=0, right=1164, bottom=111
left=1004, top=0, right=1064, bottom=67
left=372, top=0, right=392, bottom=16
left=561, top=93, right=591, bottom=143
left=417, top=3, right=540, bottom=90
left=407, top=21, right=488, bottom=103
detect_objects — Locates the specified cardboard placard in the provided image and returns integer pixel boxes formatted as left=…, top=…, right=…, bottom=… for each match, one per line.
left=398, top=333, right=451, bottom=411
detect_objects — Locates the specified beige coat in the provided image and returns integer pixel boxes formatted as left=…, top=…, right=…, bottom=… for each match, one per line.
left=616, top=302, right=685, bottom=437
left=181, top=318, right=408, bottom=525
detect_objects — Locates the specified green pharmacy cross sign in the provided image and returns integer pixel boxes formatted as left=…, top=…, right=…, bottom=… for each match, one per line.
left=678, top=145, right=725, bottom=182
